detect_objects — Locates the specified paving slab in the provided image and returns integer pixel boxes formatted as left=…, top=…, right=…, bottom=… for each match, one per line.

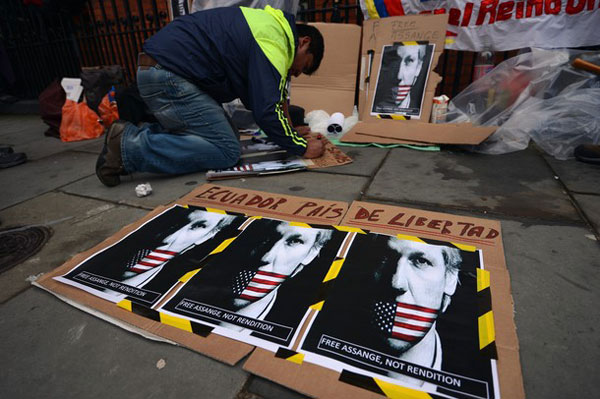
left=0, top=289, right=249, bottom=399
left=0, top=151, right=97, bottom=210
left=501, top=220, right=600, bottom=399
left=0, top=192, right=148, bottom=303
left=8, top=136, right=105, bottom=161
left=245, top=376, right=306, bottom=399
left=61, top=172, right=209, bottom=209
left=312, top=147, right=390, bottom=176
left=216, top=172, right=369, bottom=203
left=0, top=114, right=46, bottom=137
left=72, top=138, right=105, bottom=154
left=366, top=147, right=579, bottom=221
left=573, top=194, right=600, bottom=233
left=545, top=156, right=600, bottom=195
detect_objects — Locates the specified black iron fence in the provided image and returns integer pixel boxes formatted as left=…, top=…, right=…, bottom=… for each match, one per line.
left=0, top=0, right=169, bottom=99
left=0, top=0, right=514, bottom=100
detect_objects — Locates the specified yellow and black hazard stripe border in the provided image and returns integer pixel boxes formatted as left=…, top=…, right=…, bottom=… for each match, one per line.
left=376, top=113, right=411, bottom=121
left=274, top=347, right=305, bottom=365
left=117, top=299, right=215, bottom=337
left=477, top=268, right=497, bottom=359
left=340, top=369, right=446, bottom=399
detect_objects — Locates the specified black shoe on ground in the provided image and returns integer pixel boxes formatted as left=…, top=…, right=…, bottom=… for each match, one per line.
left=0, top=151, right=26, bottom=168
left=0, top=146, right=14, bottom=154
left=574, top=144, right=600, bottom=165
left=96, top=120, right=127, bottom=186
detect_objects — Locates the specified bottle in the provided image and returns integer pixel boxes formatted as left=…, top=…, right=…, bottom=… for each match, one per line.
left=472, top=51, right=494, bottom=81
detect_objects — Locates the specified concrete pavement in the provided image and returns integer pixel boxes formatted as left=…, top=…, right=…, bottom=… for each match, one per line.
left=0, top=114, right=598, bottom=398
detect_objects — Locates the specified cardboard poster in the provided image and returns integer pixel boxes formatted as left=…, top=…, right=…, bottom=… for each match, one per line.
left=55, top=205, right=246, bottom=307
left=298, top=232, right=499, bottom=399
left=371, top=43, right=435, bottom=119
left=158, top=217, right=349, bottom=350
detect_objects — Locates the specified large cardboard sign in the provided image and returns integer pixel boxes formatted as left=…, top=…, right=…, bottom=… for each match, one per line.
left=359, top=14, right=446, bottom=123
left=35, top=187, right=522, bottom=398
left=244, top=201, right=524, bottom=399
left=158, top=219, right=349, bottom=350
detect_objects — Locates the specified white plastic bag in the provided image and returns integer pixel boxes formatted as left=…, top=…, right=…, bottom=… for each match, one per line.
left=445, top=48, right=600, bottom=159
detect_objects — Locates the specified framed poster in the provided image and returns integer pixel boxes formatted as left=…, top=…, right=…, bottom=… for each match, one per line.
left=298, top=232, right=499, bottom=399
left=371, top=42, right=435, bottom=119
left=55, top=205, right=245, bottom=307
left=158, top=218, right=348, bottom=350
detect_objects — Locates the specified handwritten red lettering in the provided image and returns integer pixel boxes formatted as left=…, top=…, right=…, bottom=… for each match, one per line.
left=486, top=229, right=499, bottom=239
left=441, top=220, right=453, bottom=234
left=230, top=194, right=247, bottom=205
left=388, top=212, right=405, bottom=226
left=293, top=201, right=317, bottom=215
left=269, top=198, right=287, bottom=210
left=246, top=195, right=263, bottom=206
left=196, top=186, right=220, bottom=199
left=427, top=219, right=443, bottom=230
left=458, top=222, right=475, bottom=235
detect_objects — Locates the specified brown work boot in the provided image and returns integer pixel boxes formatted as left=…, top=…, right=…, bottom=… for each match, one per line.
left=96, top=120, right=127, bottom=187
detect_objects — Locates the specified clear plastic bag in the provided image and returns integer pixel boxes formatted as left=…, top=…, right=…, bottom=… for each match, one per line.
left=445, top=48, right=600, bottom=159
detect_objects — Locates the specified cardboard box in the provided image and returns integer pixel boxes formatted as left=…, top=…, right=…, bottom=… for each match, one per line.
left=292, top=15, right=496, bottom=145
left=291, top=22, right=362, bottom=116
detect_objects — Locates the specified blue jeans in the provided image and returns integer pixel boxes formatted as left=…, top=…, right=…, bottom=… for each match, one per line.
left=121, top=65, right=241, bottom=174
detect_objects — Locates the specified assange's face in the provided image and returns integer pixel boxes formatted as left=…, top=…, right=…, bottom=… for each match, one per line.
left=396, top=45, right=424, bottom=85
left=259, top=224, right=321, bottom=276
left=385, top=238, right=453, bottom=352
left=163, top=211, right=228, bottom=249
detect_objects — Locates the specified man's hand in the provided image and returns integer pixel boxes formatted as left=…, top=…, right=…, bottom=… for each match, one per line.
left=303, top=134, right=325, bottom=159
left=295, top=125, right=312, bottom=137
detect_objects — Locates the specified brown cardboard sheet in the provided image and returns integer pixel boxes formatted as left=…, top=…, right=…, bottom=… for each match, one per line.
left=245, top=201, right=524, bottom=399
left=290, top=22, right=362, bottom=116
left=307, top=136, right=354, bottom=169
left=341, top=127, right=432, bottom=146
left=347, top=119, right=496, bottom=145
left=36, top=186, right=349, bottom=365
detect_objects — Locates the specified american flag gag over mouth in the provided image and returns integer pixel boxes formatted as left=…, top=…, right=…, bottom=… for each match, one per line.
left=395, top=84, right=411, bottom=104
left=234, top=270, right=290, bottom=302
left=128, top=248, right=179, bottom=274
left=373, top=301, right=439, bottom=342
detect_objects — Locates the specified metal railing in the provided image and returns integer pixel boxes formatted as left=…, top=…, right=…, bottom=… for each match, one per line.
left=0, top=0, right=512, bottom=100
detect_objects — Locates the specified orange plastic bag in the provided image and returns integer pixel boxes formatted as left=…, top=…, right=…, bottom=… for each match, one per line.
left=97, top=92, right=119, bottom=127
left=59, top=99, right=104, bottom=142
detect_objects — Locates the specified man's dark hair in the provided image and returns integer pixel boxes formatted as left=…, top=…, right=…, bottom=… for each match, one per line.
left=296, top=24, right=324, bottom=75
